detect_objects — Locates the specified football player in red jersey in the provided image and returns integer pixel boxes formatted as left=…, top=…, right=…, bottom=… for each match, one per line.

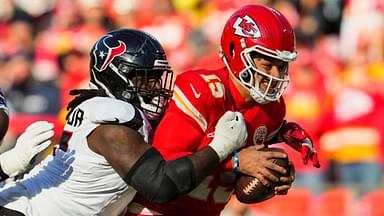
left=126, top=4, right=320, bottom=216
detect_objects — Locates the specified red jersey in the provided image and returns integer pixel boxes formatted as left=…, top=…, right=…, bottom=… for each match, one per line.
left=127, top=67, right=286, bottom=216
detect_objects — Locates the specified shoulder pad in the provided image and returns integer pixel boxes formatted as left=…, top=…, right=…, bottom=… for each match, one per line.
left=81, top=97, right=143, bottom=128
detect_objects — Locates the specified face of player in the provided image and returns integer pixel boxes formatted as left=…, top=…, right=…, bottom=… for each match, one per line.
left=251, top=54, right=288, bottom=96
left=131, top=73, right=167, bottom=121
left=132, top=75, right=161, bottom=91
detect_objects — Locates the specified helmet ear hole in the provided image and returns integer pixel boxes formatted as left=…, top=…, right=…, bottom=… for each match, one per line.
left=229, top=42, right=235, bottom=57
left=240, top=71, right=251, bottom=83
left=118, top=63, right=135, bottom=78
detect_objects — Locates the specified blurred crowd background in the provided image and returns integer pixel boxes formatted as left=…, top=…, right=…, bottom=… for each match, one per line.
left=0, top=0, right=383, bottom=215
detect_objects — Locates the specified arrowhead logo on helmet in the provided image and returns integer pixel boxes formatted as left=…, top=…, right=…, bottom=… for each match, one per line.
left=233, top=15, right=261, bottom=38
left=92, top=35, right=127, bottom=72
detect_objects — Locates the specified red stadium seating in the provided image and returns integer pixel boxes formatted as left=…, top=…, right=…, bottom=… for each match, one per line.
left=357, top=189, right=384, bottom=216
left=309, top=187, right=355, bottom=216
left=248, top=188, right=312, bottom=216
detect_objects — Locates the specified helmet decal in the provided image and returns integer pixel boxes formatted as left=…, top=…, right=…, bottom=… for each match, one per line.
left=93, top=35, right=127, bottom=72
left=233, top=15, right=261, bottom=38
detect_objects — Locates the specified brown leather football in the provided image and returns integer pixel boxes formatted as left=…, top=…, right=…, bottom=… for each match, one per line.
left=235, top=147, right=290, bottom=204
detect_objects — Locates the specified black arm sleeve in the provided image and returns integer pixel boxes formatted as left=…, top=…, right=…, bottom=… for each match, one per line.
left=123, top=147, right=219, bottom=204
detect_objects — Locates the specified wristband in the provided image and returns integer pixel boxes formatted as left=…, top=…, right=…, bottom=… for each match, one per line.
left=233, top=151, right=239, bottom=173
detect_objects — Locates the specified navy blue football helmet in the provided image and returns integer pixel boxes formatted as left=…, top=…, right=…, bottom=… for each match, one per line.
left=89, top=29, right=173, bottom=120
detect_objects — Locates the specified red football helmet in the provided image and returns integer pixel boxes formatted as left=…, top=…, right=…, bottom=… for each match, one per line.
left=220, top=4, right=298, bottom=104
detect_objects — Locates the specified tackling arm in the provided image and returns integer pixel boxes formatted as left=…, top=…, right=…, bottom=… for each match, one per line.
left=89, top=124, right=217, bottom=204
left=124, top=145, right=219, bottom=204
left=89, top=111, right=247, bottom=204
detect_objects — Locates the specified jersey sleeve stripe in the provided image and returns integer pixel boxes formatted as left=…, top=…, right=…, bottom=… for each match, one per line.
left=172, top=85, right=207, bottom=131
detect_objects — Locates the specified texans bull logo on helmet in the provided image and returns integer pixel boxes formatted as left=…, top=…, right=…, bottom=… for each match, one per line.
left=92, top=35, right=127, bottom=72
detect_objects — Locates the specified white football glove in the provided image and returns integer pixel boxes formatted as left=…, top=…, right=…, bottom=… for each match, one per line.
left=209, top=111, right=248, bottom=161
left=0, top=121, right=54, bottom=177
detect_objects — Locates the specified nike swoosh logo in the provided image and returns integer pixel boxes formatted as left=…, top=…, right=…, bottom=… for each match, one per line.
left=190, top=83, right=201, bottom=99
left=102, top=118, right=120, bottom=124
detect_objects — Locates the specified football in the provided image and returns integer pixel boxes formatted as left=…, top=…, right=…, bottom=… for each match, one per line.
left=235, top=147, right=290, bottom=204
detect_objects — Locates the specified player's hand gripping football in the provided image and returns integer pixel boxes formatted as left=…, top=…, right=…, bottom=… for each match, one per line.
left=279, top=121, right=320, bottom=168
left=236, top=146, right=289, bottom=186
left=274, top=161, right=296, bottom=195
left=0, top=121, right=54, bottom=177
left=209, top=111, right=248, bottom=161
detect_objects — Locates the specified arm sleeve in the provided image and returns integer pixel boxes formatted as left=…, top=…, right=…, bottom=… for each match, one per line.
left=146, top=71, right=234, bottom=186
left=124, top=147, right=219, bottom=204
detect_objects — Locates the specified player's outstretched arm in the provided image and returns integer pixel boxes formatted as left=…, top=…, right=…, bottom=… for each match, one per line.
left=89, top=111, right=247, bottom=204
left=0, top=121, right=54, bottom=180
